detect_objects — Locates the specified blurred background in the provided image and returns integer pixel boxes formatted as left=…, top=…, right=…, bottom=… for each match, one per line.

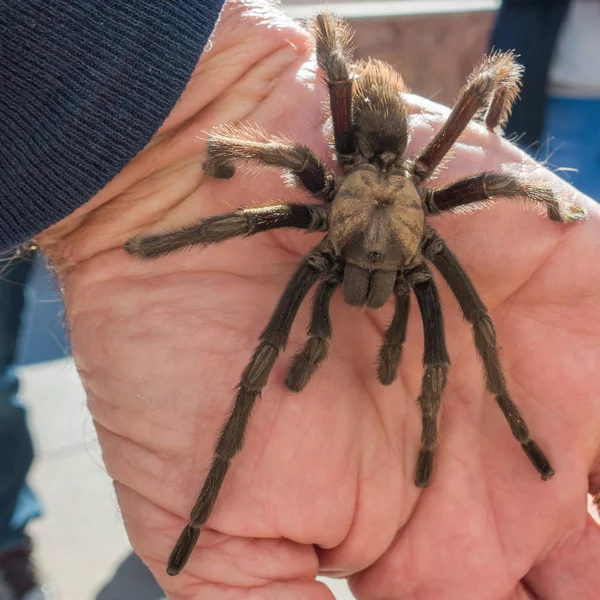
left=3, top=0, right=599, bottom=598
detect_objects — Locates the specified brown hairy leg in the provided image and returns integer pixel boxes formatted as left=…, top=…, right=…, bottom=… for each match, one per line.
left=413, top=52, right=522, bottom=183
left=167, top=242, right=333, bottom=575
left=410, top=267, right=450, bottom=488
left=378, top=280, right=410, bottom=385
left=286, top=266, right=343, bottom=392
left=204, top=123, right=336, bottom=199
left=423, top=230, right=554, bottom=480
left=423, top=171, right=587, bottom=223
left=125, top=203, right=329, bottom=260
left=312, top=13, right=356, bottom=160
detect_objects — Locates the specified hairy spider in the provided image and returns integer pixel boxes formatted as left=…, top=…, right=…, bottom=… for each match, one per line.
left=125, top=14, right=586, bottom=576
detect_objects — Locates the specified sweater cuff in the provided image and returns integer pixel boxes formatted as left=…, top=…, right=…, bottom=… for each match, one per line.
left=0, top=1, right=225, bottom=251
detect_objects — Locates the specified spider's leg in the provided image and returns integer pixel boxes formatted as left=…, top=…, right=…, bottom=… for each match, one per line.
left=204, top=124, right=336, bottom=199
left=409, top=266, right=450, bottom=488
left=312, top=13, right=356, bottom=161
left=167, top=242, right=332, bottom=576
left=413, top=52, right=522, bottom=183
left=285, top=264, right=343, bottom=392
left=378, top=279, right=410, bottom=385
left=423, top=229, right=554, bottom=481
left=423, top=172, right=586, bottom=223
left=125, top=203, right=329, bottom=260
left=482, top=52, right=522, bottom=131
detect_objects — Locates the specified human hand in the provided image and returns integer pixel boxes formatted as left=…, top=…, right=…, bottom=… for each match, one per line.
left=38, top=2, right=600, bottom=598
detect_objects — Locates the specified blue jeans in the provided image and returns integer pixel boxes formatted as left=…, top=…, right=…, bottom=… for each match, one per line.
left=542, top=96, right=600, bottom=202
left=0, top=257, right=41, bottom=554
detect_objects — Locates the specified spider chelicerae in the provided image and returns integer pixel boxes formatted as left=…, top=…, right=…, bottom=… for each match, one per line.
left=125, top=13, right=586, bottom=576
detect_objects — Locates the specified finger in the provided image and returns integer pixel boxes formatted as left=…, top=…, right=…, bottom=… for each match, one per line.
left=116, top=484, right=335, bottom=600
left=590, top=462, right=600, bottom=519
left=507, top=582, right=540, bottom=600
left=525, top=514, right=600, bottom=600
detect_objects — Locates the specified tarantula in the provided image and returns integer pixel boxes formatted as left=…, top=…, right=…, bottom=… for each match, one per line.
left=125, top=14, right=585, bottom=575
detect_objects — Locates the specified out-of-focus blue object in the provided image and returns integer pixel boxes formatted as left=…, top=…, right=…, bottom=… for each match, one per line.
left=0, top=257, right=43, bottom=554
left=489, top=0, right=571, bottom=149
left=16, top=254, right=69, bottom=366
left=541, top=95, right=600, bottom=203
left=0, top=252, right=67, bottom=555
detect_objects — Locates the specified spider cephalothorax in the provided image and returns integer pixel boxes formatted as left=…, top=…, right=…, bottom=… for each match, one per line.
left=124, top=13, right=586, bottom=576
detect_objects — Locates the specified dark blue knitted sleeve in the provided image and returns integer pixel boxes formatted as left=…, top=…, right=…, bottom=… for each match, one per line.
left=0, top=1, right=225, bottom=251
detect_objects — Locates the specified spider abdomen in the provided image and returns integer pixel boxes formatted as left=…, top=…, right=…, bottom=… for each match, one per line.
left=330, top=168, right=425, bottom=308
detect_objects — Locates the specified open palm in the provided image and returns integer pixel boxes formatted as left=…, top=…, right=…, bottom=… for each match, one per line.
left=40, top=4, right=600, bottom=599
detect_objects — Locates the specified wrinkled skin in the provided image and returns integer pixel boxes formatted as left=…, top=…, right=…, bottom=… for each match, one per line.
left=38, top=2, right=600, bottom=599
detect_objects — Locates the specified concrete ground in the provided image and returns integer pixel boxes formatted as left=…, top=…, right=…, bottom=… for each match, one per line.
left=13, top=257, right=356, bottom=598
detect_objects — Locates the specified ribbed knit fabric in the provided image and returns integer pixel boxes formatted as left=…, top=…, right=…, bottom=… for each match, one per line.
left=0, top=1, right=225, bottom=252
